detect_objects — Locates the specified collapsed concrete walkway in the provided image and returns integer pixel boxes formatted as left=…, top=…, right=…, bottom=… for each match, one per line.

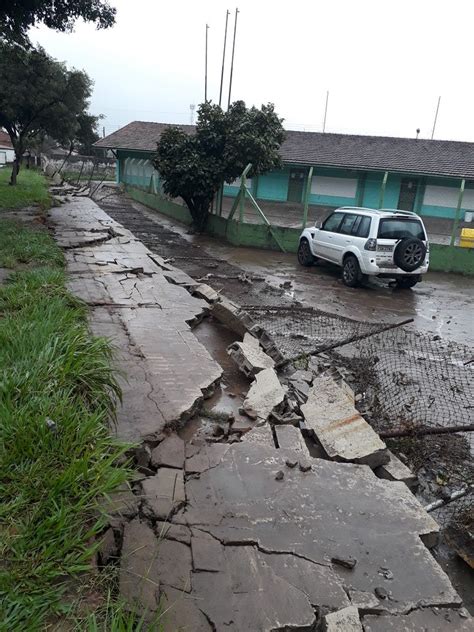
left=48, top=198, right=473, bottom=631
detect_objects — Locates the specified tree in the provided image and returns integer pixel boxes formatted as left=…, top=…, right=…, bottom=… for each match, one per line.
left=0, top=0, right=116, bottom=45
left=0, top=42, right=95, bottom=184
left=153, top=101, right=285, bottom=231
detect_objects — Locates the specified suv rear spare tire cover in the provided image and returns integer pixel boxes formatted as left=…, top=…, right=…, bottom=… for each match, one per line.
left=393, top=237, right=426, bottom=272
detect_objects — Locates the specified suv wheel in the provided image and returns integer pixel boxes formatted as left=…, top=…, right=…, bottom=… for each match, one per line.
left=396, top=276, right=419, bottom=289
left=342, top=255, right=361, bottom=287
left=297, top=239, right=314, bottom=266
left=394, top=238, right=426, bottom=272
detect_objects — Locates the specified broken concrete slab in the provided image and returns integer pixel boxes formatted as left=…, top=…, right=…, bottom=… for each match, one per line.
left=141, top=467, right=185, bottom=520
left=241, top=423, right=275, bottom=448
left=325, top=606, right=363, bottom=631
left=301, top=375, right=388, bottom=468
left=183, top=442, right=456, bottom=616
left=211, top=298, right=249, bottom=337
left=185, top=442, right=230, bottom=475
left=363, top=608, right=474, bottom=630
left=191, top=529, right=225, bottom=572
left=160, top=586, right=213, bottom=632
left=119, top=519, right=161, bottom=615
left=242, top=368, right=287, bottom=421
left=155, top=538, right=192, bottom=592
left=90, top=306, right=222, bottom=442
left=150, top=434, right=185, bottom=470
left=348, top=589, right=383, bottom=613
left=156, top=521, right=192, bottom=545
left=274, top=424, right=309, bottom=455
left=375, top=450, right=418, bottom=489
left=97, top=528, right=118, bottom=566
left=227, top=333, right=275, bottom=377
left=101, top=483, right=139, bottom=526
left=192, top=283, right=219, bottom=303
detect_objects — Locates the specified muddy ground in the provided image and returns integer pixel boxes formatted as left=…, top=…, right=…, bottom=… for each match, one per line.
left=95, top=189, right=473, bottom=611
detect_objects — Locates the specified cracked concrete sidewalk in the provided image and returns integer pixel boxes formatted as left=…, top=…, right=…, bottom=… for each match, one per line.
left=49, top=198, right=222, bottom=442
left=49, top=198, right=473, bottom=631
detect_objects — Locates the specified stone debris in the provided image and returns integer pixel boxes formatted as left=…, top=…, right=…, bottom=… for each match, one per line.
left=275, top=470, right=285, bottom=480
left=363, top=608, right=474, bottom=631
left=290, top=369, right=313, bottom=384
left=331, top=555, right=357, bottom=570
left=301, top=375, right=388, bottom=468
left=227, top=333, right=275, bottom=377
left=275, top=424, right=310, bottom=455
left=324, top=606, right=363, bottom=631
left=97, top=528, right=118, bottom=566
left=156, top=521, right=191, bottom=545
left=375, top=450, right=418, bottom=489
left=141, top=467, right=185, bottom=520
left=348, top=589, right=382, bottom=612
left=242, top=368, right=287, bottom=421
left=119, top=519, right=161, bottom=615
left=150, top=434, right=185, bottom=470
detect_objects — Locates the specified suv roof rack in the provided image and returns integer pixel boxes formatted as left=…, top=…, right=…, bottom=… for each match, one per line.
left=380, top=208, right=419, bottom=217
left=337, top=206, right=383, bottom=214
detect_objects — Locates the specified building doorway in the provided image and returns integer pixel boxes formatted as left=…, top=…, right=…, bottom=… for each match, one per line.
left=287, top=168, right=306, bottom=203
left=398, top=178, right=419, bottom=211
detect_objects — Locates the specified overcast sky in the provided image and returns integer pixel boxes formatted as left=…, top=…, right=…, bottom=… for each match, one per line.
left=31, top=0, right=474, bottom=142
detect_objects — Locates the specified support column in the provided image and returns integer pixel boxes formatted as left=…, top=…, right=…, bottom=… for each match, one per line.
left=378, top=171, right=389, bottom=209
left=450, top=179, right=465, bottom=246
left=356, top=172, right=367, bottom=206
left=302, top=166, right=314, bottom=229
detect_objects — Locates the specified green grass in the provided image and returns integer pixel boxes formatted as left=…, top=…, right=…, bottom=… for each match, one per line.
left=0, top=219, right=64, bottom=268
left=0, top=167, right=50, bottom=210
left=0, top=220, right=133, bottom=629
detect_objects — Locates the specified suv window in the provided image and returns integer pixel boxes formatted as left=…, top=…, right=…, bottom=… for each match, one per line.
left=339, top=214, right=359, bottom=235
left=356, top=216, right=371, bottom=238
left=378, top=218, right=425, bottom=240
left=321, top=212, right=344, bottom=232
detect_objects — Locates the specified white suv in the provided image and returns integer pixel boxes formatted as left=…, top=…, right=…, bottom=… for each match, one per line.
left=297, top=207, right=429, bottom=288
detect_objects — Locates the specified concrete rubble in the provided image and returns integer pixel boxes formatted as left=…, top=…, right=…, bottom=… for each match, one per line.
left=242, top=367, right=287, bottom=421
left=301, top=374, right=389, bottom=468
left=375, top=450, right=418, bottom=489
left=227, top=332, right=275, bottom=377
left=51, top=196, right=472, bottom=631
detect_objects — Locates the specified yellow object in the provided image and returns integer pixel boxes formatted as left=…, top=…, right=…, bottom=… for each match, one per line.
left=460, top=228, right=474, bottom=248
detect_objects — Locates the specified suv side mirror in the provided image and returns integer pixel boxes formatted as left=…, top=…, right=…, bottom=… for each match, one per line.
left=315, top=220, right=322, bottom=229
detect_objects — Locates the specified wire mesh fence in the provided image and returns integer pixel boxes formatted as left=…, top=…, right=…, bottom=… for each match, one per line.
left=246, top=304, right=473, bottom=549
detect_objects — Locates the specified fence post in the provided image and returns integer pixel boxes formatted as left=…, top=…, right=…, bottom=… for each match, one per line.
left=378, top=171, right=389, bottom=208
left=450, top=179, right=465, bottom=246
left=302, top=166, right=314, bottom=229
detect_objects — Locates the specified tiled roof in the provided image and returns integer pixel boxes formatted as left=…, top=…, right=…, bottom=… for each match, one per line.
left=95, top=121, right=474, bottom=179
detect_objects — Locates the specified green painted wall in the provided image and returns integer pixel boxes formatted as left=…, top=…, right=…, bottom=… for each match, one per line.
left=256, top=169, right=290, bottom=201
left=127, top=184, right=473, bottom=275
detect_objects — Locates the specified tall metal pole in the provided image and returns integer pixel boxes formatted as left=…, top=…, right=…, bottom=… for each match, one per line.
left=323, top=91, right=329, bottom=133
left=431, top=96, right=441, bottom=140
left=219, top=10, right=230, bottom=107
left=205, top=24, right=209, bottom=102
left=227, top=8, right=239, bottom=109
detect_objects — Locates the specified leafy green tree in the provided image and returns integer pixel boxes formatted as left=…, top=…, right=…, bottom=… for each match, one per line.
left=0, top=0, right=116, bottom=45
left=0, top=42, right=95, bottom=184
left=153, top=101, right=285, bottom=231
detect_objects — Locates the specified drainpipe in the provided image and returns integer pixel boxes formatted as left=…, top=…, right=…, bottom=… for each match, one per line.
left=302, top=166, right=313, bottom=229
left=378, top=171, right=389, bottom=209
left=450, top=178, right=465, bottom=246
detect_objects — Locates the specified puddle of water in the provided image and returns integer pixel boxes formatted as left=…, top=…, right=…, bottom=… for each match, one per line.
left=180, top=317, right=253, bottom=443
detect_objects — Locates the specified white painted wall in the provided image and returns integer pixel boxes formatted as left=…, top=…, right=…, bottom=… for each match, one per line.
left=311, top=175, right=358, bottom=197
left=0, top=147, right=14, bottom=163
left=230, top=176, right=252, bottom=189
left=423, top=184, right=474, bottom=210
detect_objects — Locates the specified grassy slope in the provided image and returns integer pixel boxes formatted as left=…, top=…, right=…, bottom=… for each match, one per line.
left=0, top=167, right=51, bottom=210
left=0, top=218, right=132, bottom=629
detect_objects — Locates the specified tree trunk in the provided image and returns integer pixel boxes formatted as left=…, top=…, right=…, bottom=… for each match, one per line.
left=183, top=197, right=211, bottom=233
left=9, top=155, right=21, bottom=186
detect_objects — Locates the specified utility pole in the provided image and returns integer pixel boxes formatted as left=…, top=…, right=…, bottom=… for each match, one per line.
left=431, top=96, right=441, bottom=140
left=227, top=8, right=239, bottom=109
left=205, top=24, right=209, bottom=102
left=323, top=91, right=329, bottom=132
left=219, top=10, right=230, bottom=107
